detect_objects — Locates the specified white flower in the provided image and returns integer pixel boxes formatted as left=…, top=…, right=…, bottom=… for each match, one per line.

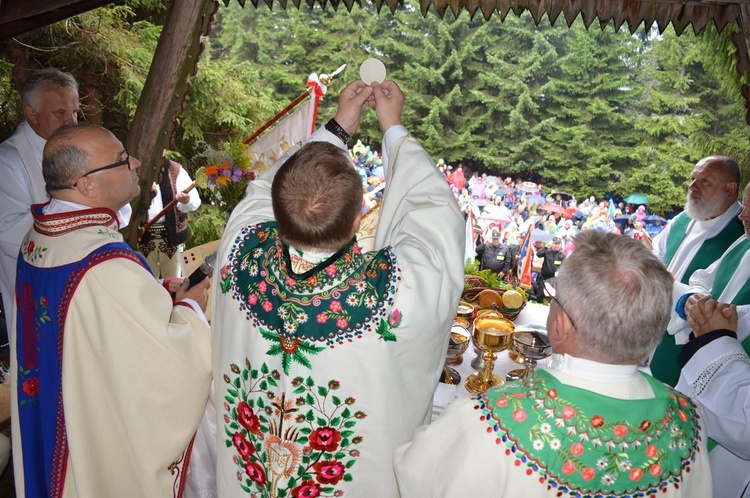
left=278, top=308, right=288, bottom=318
left=671, top=425, right=680, bottom=434
left=296, top=312, right=308, bottom=324
left=356, top=282, right=367, bottom=291
left=249, top=265, right=259, bottom=276
left=533, top=439, right=544, bottom=450
left=596, top=458, right=608, bottom=470
left=678, top=440, right=687, bottom=450
left=284, top=322, right=297, bottom=333
left=365, top=295, right=377, bottom=308
left=550, top=439, right=561, bottom=450
left=668, top=440, right=677, bottom=450
left=540, top=423, right=551, bottom=434
left=346, top=295, right=358, bottom=306
left=601, top=474, right=616, bottom=486
left=618, top=460, right=631, bottom=471
left=253, top=248, right=263, bottom=258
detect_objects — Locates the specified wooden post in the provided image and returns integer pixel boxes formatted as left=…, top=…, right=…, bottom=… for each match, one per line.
left=123, top=0, right=218, bottom=248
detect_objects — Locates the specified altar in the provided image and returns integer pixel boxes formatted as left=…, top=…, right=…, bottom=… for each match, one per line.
left=431, top=301, right=550, bottom=419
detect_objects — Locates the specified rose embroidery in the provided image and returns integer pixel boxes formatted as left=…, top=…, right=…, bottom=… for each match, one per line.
left=308, top=426, right=341, bottom=453
left=313, top=460, right=346, bottom=485
left=237, top=402, right=261, bottom=434
left=22, top=378, right=39, bottom=397
left=291, top=480, right=322, bottom=497
left=244, top=461, right=266, bottom=486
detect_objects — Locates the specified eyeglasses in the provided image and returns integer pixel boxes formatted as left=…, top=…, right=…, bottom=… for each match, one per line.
left=71, top=147, right=132, bottom=187
left=550, top=295, right=577, bottom=330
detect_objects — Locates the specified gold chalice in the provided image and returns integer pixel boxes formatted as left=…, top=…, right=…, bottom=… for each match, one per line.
left=465, top=316, right=514, bottom=394
left=505, top=330, right=552, bottom=382
left=470, top=309, right=504, bottom=370
left=440, top=321, right=471, bottom=385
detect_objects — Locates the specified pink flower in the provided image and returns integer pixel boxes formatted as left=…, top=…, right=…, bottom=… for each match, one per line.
left=247, top=294, right=258, bottom=305
left=629, top=468, right=643, bottom=481
left=570, top=443, right=584, bottom=457
left=388, top=309, right=402, bottom=327
left=613, top=425, right=628, bottom=437
left=232, top=432, right=255, bottom=460
left=561, top=461, right=575, bottom=475
left=244, top=461, right=266, bottom=486
left=512, top=409, right=527, bottom=423
left=325, top=266, right=336, bottom=277
left=329, top=300, right=343, bottom=312
left=308, top=427, right=341, bottom=453
left=678, top=409, right=688, bottom=422
left=645, top=444, right=658, bottom=458
left=262, top=301, right=273, bottom=312
left=286, top=276, right=296, bottom=287
left=496, top=397, right=508, bottom=408
left=237, top=402, right=261, bottom=434
left=220, top=265, right=229, bottom=280
left=581, top=467, right=596, bottom=481
left=590, top=415, right=604, bottom=428
left=336, top=318, right=348, bottom=329
left=313, top=460, right=346, bottom=485
left=561, top=406, right=576, bottom=419
left=258, top=281, right=267, bottom=292
left=649, top=463, right=662, bottom=477
left=291, top=480, right=322, bottom=497
left=317, top=313, right=328, bottom=323
left=547, top=388, right=558, bottom=399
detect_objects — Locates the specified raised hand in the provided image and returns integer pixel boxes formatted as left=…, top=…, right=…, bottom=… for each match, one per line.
left=333, top=80, right=374, bottom=135
left=371, top=80, right=405, bottom=132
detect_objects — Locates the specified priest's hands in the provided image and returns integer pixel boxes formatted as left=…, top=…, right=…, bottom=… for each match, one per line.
left=686, top=294, right=737, bottom=336
left=176, top=277, right=210, bottom=312
left=333, top=80, right=374, bottom=135
left=371, top=81, right=404, bottom=132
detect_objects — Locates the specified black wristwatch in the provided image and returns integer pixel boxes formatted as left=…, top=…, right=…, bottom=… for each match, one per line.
left=325, top=118, right=351, bottom=144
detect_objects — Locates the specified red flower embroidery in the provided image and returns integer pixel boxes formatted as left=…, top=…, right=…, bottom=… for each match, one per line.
left=220, top=265, right=229, bottom=280
left=561, top=461, right=575, bottom=475
left=244, top=461, right=266, bottom=486
left=291, top=479, right=322, bottom=497
left=547, top=388, right=558, bottom=398
left=313, top=460, right=346, bottom=485
left=639, top=419, right=651, bottom=431
left=581, top=467, right=596, bottom=481
left=237, top=402, right=261, bottom=434
left=40, top=296, right=48, bottom=308
left=309, top=427, right=341, bottom=453
left=561, top=406, right=576, bottom=419
left=496, top=397, right=508, bottom=408
left=678, top=396, right=689, bottom=407
left=649, top=463, right=662, bottom=477
left=589, top=415, right=604, bottom=428
left=629, top=468, right=644, bottom=481
left=645, top=444, right=658, bottom=458
left=328, top=380, right=340, bottom=390
left=678, top=409, right=688, bottom=422
left=27, top=241, right=34, bottom=254
left=232, top=432, right=255, bottom=461
left=570, top=443, right=584, bottom=457
left=22, top=378, right=38, bottom=397
left=613, top=425, right=628, bottom=437
left=512, top=409, right=527, bottom=422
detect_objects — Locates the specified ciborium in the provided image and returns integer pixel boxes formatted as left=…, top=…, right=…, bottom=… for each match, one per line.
left=464, top=316, right=514, bottom=394
left=440, top=321, right=471, bottom=385
left=505, top=330, right=552, bottom=382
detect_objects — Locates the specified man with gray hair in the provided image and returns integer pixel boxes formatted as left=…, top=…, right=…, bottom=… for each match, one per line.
left=395, top=231, right=712, bottom=497
left=0, top=68, right=80, bottom=332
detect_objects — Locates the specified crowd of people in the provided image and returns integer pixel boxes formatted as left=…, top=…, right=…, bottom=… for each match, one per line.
left=0, top=67, right=748, bottom=498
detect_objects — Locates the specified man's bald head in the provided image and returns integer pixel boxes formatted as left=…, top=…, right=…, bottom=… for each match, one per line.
left=43, top=123, right=100, bottom=192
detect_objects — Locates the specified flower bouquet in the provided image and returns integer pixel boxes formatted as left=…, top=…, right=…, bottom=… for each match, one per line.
left=193, top=139, right=265, bottom=214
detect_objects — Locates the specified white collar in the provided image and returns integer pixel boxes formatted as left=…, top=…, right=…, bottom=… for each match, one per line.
left=21, top=121, right=47, bottom=162
left=549, top=353, right=640, bottom=384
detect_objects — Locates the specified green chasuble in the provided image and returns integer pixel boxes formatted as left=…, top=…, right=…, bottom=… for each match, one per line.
left=477, top=370, right=701, bottom=497
left=663, top=213, right=745, bottom=285
left=652, top=237, right=750, bottom=387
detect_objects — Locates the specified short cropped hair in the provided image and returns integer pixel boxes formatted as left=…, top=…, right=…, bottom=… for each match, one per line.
left=43, top=123, right=94, bottom=192
left=272, top=142, right=364, bottom=251
left=717, top=156, right=741, bottom=186
left=21, top=69, right=78, bottom=110
left=555, top=231, right=673, bottom=364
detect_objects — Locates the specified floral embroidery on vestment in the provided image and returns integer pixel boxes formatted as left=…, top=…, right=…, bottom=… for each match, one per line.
left=223, top=359, right=365, bottom=497
left=220, top=222, right=402, bottom=373
left=477, top=370, right=701, bottom=497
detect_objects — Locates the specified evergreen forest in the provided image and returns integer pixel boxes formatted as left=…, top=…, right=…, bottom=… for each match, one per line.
left=1, top=0, right=750, bottom=216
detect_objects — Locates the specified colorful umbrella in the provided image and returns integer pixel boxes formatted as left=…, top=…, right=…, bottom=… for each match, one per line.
left=624, top=193, right=649, bottom=205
